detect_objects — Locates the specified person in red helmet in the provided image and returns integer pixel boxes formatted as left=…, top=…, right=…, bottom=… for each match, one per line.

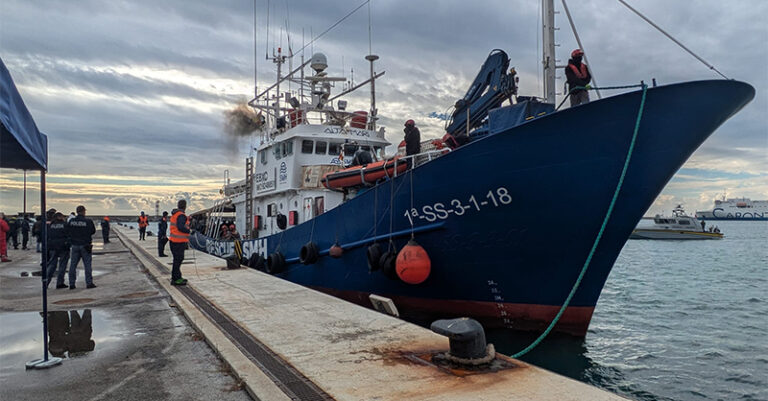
left=565, top=49, right=592, bottom=107
left=403, top=119, right=421, bottom=156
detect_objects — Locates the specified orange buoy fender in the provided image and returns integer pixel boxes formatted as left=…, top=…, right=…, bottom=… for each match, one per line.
left=396, top=240, right=431, bottom=284
left=329, top=243, right=344, bottom=258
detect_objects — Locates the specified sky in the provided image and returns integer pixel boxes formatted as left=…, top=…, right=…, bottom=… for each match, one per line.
left=1, top=0, right=766, bottom=217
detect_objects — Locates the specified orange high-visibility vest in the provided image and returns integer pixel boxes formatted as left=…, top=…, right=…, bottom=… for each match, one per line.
left=138, top=215, right=148, bottom=228
left=168, top=211, right=190, bottom=243
left=568, top=63, right=589, bottom=80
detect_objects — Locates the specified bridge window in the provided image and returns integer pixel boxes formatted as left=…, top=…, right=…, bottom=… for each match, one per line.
left=273, top=145, right=282, bottom=160
left=678, top=220, right=690, bottom=225
left=328, top=142, right=341, bottom=156
left=283, top=141, right=293, bottom=156
left=259, top=150, right=267, bottom=164
left=301, top=140, right=314, bottom=154
left=315, top=141, right=327, bottom=155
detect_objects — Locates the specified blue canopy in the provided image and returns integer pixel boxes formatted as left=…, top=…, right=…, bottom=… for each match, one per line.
left=0, top=57, right=47, bottom=171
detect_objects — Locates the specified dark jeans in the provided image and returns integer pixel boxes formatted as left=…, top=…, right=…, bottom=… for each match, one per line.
left=22, top=232, right=29, bottom=249
left=139, top=227, right=146, bottom=240
left=102, top=228, right=109, bottom=243
left=169, top=241, right=186, bottom=281
left=69, top=244, right=93, bottom=286
left=46, top=248, right=70, bottom=287
left=569, top=90, right=590, bottom=107
left=158, top=235, right=168, bottom=256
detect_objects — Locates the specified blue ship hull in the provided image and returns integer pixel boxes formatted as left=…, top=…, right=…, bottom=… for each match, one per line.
left=192, top=80, right=754, bottom=335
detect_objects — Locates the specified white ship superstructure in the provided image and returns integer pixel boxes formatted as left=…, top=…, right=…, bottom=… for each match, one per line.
left=696, top=197, right=768, bottom=220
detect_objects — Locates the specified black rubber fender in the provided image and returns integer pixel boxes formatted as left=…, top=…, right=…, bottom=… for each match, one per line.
left=299, top=242, right=319, bottom=265
left=266, top=252, right=285, bottom=274
left=248, top=253, right=265, bottom=271
left=379, top=250, right=398, bottom=280
left=367, top=243, right=382, bottom=272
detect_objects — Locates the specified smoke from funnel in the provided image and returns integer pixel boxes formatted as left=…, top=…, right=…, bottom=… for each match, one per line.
left=223, top=100, right=263, bottom=138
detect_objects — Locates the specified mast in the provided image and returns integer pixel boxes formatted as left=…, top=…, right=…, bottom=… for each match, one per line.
left=542, top=0, right=556, bottom=104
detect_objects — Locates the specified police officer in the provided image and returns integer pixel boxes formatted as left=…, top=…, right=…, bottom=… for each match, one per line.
left=20, top=216, right=30, bottom=250
left=157, top=211, right=169, bottom=257
left=46, top=212, right=71, bottom=289
left=168, top=200, right=190, bottom=286
left=67, top=205, right=96, bottom=289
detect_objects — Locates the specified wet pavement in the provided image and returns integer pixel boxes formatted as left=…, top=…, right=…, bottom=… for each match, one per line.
left=0, top=231, right=252, bottom=401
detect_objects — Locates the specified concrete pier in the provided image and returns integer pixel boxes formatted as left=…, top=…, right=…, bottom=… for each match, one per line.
left=113, top=225, right=625, bottom=401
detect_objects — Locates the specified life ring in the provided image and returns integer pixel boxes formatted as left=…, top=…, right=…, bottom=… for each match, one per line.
left=300, top=242, right=319, bottom=265
left=379, top=250, right=398, bottom=280
left=367, top=243, right=382, bottom=272
left=266, top=252, right=285, bottom=274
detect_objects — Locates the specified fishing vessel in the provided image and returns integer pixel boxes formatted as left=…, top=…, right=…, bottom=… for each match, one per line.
left=696, top=196, right=768, bottom=220
left=189, top=1, right=755, bottom=336
left=630, top=205, right=723, bottom=240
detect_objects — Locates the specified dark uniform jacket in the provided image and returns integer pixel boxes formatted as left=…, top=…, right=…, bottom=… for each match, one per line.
left=158, top=218, right=168, bottom=238
left=67, top=215, right=96, bottom=246
left=100, top=220, right=110, bottom=232
left=404, top=126, right=421, bottom=156
left=48, top=221, right=70, bottom=251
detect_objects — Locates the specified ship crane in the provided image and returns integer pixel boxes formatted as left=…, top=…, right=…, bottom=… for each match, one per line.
left=446, top=49, right=518, bottom=137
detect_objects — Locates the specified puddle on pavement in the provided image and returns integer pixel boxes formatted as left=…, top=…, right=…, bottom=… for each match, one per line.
left=0, top=310, right=122, bottom=378
left=4, top=269, right=108, bottom=279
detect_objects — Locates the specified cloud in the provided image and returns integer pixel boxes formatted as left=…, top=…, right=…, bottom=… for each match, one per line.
left=1, top=0, right=766, bottom=216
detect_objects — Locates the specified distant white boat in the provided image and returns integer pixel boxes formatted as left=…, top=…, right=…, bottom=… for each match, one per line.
left=696, top=196, right=768, bottom=220
left=631, top=205, right=723, bottom=240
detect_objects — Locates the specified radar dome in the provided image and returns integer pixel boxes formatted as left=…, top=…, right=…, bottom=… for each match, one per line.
left=310, top=53, right=328, bottom=73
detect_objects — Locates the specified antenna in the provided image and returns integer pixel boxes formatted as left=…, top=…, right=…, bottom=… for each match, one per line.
left=254, top=0, right=258, bottom=98
left=265, top=0, right=270, bottom=59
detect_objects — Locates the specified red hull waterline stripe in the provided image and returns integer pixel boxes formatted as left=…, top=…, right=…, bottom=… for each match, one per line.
left=313, top=287, right=595, bottom=337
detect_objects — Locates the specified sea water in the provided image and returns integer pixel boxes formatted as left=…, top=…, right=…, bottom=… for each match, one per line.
left=490, top=221, right=768, bottom=401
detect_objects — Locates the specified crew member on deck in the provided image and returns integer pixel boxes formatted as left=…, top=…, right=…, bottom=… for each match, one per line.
left=168, top=200, right=190, bottom=286
left=403, top=119, right=421, bottom=156
left=565, top=49, right=592, bottom=107
left=137, top=211, right=148, bottom=240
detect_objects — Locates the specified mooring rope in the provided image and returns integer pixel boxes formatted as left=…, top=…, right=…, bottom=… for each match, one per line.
left=511, top=83, right=648, bottom=358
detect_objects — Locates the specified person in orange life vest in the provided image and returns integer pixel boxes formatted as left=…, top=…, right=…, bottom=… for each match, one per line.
left=565, top=49, right=592, bottom=107
left=137, top=211, right=148, bottom=240
left=168, top=200, right=190, bottom=286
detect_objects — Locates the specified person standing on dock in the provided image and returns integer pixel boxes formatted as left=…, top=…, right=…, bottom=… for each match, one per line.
left=20, top=216, right=30, bottom=250
left=565, top=49, right=592, bottom=107
left=67, top=205, right=97, bottom=289
left=403, top=120, right=421, bottom=156
left=0, top=213, right=10, bottom=262
left=137, top=211, right=148, bottom=240
left=157, top=211, right=169, bottom=257
left=168, top=200, right=190, bottom=286
left=47, top=212, right=71, bottom=289
left=32, top=216, right=42, bottom=252
left=100, top=216, right=110, bottom=244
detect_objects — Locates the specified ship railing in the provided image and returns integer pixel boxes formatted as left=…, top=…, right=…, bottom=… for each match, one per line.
left=392, top=149, right=451, bottom=176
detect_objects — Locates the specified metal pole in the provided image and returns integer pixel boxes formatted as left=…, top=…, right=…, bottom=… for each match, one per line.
left=542, top=0, right=556, bottom=104
left=561, top=0, right=602, bottom=99
left=26, top=170, right=62, bottom=369
left=40, top=171, right=48, bottom=360
left=365, top=54, right=379, bottom=131
left=23, top=170, right=27, bottom=217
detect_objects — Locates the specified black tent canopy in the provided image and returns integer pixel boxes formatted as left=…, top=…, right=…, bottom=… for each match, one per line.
left=1, top=56, right=60, bottom=369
